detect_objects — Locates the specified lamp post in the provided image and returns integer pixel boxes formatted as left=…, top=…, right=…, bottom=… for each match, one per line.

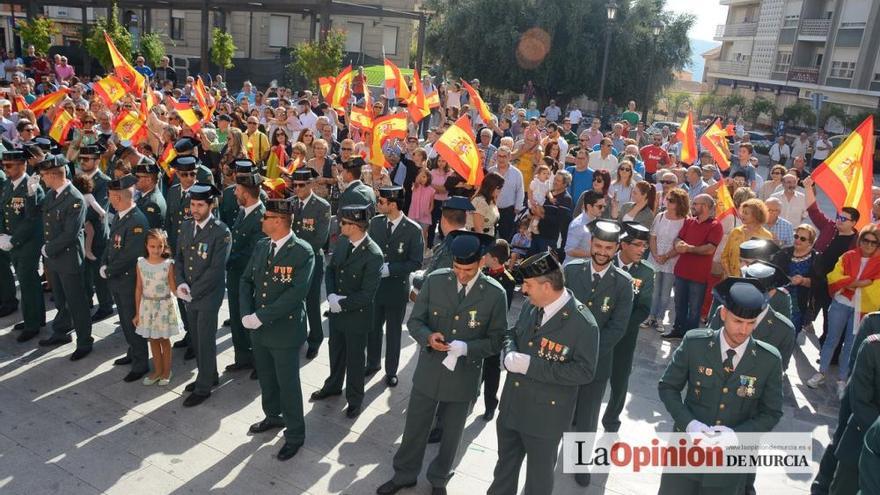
left=642, top=21, right=663, bottom=125
left=596, top=2, right=618, bottom=113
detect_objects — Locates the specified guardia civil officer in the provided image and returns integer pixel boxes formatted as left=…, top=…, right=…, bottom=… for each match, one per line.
left=311, top=204, right=383, bottom=418
left=100, top=174, right=150, bottom=381
left=289, top=168, right=331, bottom=359
left=134, top=160, right=167, bottom=230
left=226, top=160, right=266, bottom=376
left=174, top=183, right=231, bottom=407
left=739, top=238, right=792, bottom=319
left=338, top=157, right=377, bottom=210
left=486, top=251, right=599, bottom=495
left=36, top=155, right=94, bottom=360
left=172, top=137, right=214, bottom=185
left=0, top=149, right=44, bottom=339
left=240, top=194, right=315, bottom=461
left=563, top=219, right=634, bottom=487
left=657, top=277, right=784, bottom=495
left=603, top=221, right=656, bottom=432
left=78, top=143, right=115, bottom=323
left=410, top=196, right=472, bottom=297
left=366, top=186, right=425, bottom=386
left=0, top=159, right=20, bottom=318
left=377, top=231, right=506, bottom=495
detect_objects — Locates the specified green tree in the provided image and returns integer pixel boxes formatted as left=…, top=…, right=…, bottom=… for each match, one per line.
left=665, top=91, right=692, bottom=119
left=694, top=92, right=719, bottom=118
left=15, top=16, right=59, bottom=56
left=721, top=94, right=747, bottom=118
left=424, top=0, right=693, bottom=105
left=139, top=33, right=166, bottom=66
left=781, top=102, right=816, bottom=127
left=84, top=2, right=131, bottom=72
left=819, top=103, right=848, bottom=129
left=211, top=28, right=236, bottom=77
left=745, top=97, right=775, bottom=126
left=287, top=29, right=345, bottom=90
left=847, top=110, right=880, bottom=130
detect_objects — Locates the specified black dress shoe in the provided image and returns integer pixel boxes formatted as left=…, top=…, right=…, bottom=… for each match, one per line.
left=385, top=375, right=398, bottom=387
left=249, top=418, right=285, bottom=433
left=482, top=410, right=495, bottom=421
left=660, top=331, right=684, bottom=340
left=305, top=347, right=319, bottom=360
left=16, top=330, right=39, bottom=343
left=345, top=404, right=361, bottom=418
left=225, top=362, right=253, bottom=372
left=575, top=472, right=591, bottom=487
left=90, top=308, right=114, bottom=322
left=250, top=369, right=258, bottom=380
left=431, top=487, right=447, bottom=495
left=427, top=427, right=443, bottom=444
left=364, top=366, right=381, bottom=377
left=0, top=304, right=18, bottom=317
left=376, top=480, right=416, bottom=495
left=123, top=370, right=148, bottom=383
left=70, top=347, right=92, bottom=361
left=39, top=334, right=72, bottom=347
left=277, top=442, right=301, bottom=461
left=222, top=319, right=231, bottom=327
left=13, top=321, right=25, bottom=330
left=173, top=339, right=189, bottom=349
left=114, top=356, right=133, bottom=366
left=310, top=389, right=342, bottom=401
left=184, top=348, right=196, bottom=360
left=183, top=392, right=211, bottom=407
left=184, top=378, right=219, bottom=392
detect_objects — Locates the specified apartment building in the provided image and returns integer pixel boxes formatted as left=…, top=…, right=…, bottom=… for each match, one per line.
left=703, top=0, right=880, bottom=117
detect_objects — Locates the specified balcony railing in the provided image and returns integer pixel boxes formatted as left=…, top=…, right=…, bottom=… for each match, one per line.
left=720, top=0, right=761, bottom=5
left=788, top=67, right=820, bottom=84
left=714, top=22, right=759, bottom=39
left=799, top=19, right=831, bottom=37
left=707, top=60, right=751, bottom=77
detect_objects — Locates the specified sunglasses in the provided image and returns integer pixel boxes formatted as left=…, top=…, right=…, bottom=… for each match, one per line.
left=836, top=215, right=852, bottom=222
left=247, top=122, right=258, bottom=125
left=660, top=180, right=676, bottom=185
left=619, top=168, right=632, bottom=172
left=861, top=238, right=880, bottom=246
left=794, top=235, right=811, bottom=243
left=340, top=147, right=353, bottom=152
left=290, top=182, right=308, bottom=188
left=178, top=171, right=196, bottom=177
left=771, top=171, right=783, bottom=176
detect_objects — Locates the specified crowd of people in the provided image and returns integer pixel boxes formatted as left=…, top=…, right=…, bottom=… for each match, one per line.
left=2, top=45, right=880, bottom=495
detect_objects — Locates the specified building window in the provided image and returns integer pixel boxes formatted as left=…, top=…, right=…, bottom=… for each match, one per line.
left=170, top=10, right=185, bottom=41
left=268, top=15, right=289, bottom=48
left=344, top=22, right=363, bottom=52
left=830, top=61, right=856, bottom=79
left=873, top=72, right=880, bottom=82
left=383, top=26, right=399, bottom=55
left=773, top=51, right=791, bottom=73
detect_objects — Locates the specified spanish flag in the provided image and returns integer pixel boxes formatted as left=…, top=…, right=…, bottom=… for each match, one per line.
left=715, top=182, right=736, bottom=220
left=262, top=177, right=288, bottom=199
left=435, top=115, right=483, bottom=186
left=369, top=113, right=408, bottom=168
left=405, top=69, right=431, bottom=124
left=104, top=31, right=145, bottom=92
left=383, top=58, right=411, bottom=101
left=193, top=76, right=213, bottom=119
left=812, top=116, right=875, bottom=229
left=350, top=105, right=374, bottom=131
left=158, top=143, right=177, bottom=177
left=49, top=110, right=75, bottom=145
left=462, top=80, right=492, bottom=125
left=29, top=88, right=69, bottom=117
left=12, top=94, right=28, bottom=113
left=426, top=89, right=440, bottom=109
left=675, top=111, right=698, bottom=165
left=141, top=79, right=159, bottom=116
left=265, top=145, right=289, bottom=179
left=114, top=110, right=147, bottom=144
left=94, top=75, right=127, bottom=107
left=700, top=118, right=732, bottom=171
left=318, top=76, right=335, bottom=100
left=328, top=65, right=353, bottom=110
left=172, top=100, right=202, bottom=133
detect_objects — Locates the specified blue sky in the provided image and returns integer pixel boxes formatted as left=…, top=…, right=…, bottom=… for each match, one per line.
left=666, top=0, right=728, bottom=41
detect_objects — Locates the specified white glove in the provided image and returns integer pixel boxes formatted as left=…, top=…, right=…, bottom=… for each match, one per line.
left=27, top=174, right=40, bottom=197
left=83, top=193, right=107, bottom=218
left=685, top=420, right=711, bottom=440
left=0, top=234, right=12, bottom=252
left=176, top=283, right=192, bottom=302
left=708, top=425, right=738, bottom=449
left=448, top=340, right=468, bottom=357
left=380, top=262, right=390, bottom=278
left=40, top=245, right=47, bottom=258
left=505, top=352, right=531, bottom=374
left=99, top=265, right=108, bottom=279
left=327, top=293, right=345, bottom=313
left=241, top=313, right=262, bottom=330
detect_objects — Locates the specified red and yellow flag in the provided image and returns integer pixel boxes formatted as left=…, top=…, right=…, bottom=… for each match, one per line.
left=49, top=110, right=75, bottom=145
left=350, top=105, right=374, bottom=131
left=29, top=88, right=69, bottom=117
left=675, top=111, right=698, bottom=165
left=104, top=32, right=145, bottom=92
left=172, top=100, right=202, bottom=132
left=461, top=80, right=493, bottom=125
left=327, top=65, right=353, bottom=110
left=158, top=143, right=177, bottom=177
left=12, top=94, right=28, bottom=113
left=715, top=182, right=736, bottom=220
left=426, top=89, right=440, bottom=109
left=383, top=58, right=411, bottom=101
left=435, top=115, right=484, bottom=186
left=193, top=76, right=213, bottom=119
left=265, top=146, right=290, bottom=179
left=700, top=118, right=732, bottom=171
left=94, top=75, right=127, bottom=107
left=318, top=76, right=336, bottom=100
left=141, top=79, right=159, bottom=116
left=369, top=113, right=408, bottom=168
left=811, top=116, right=876, bottom=229
left=406, top=70, right=431, bottom=124
left=114, top=110, right=147, bottom=144
left=262, top=177, right=288, bottom=199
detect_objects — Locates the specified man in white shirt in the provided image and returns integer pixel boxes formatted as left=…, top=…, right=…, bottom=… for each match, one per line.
left=770, top=174, right=807, bottom=227
left=589, top=138, right=619, bottom=175
left=543, top=99, right=562, bottom=123
left=489, top=146, right=524, bottom=241
left=790, top=132, right=811, bottom=161
left=568, top=105, right=583, bottom=132
left=812, top=129, right=833, bottom=169
left=297, top=98, right=318, bottom=133
left=768, top=136, right=791, bottom=166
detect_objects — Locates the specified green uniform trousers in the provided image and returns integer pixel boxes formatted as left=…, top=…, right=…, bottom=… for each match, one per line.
left=49, top=269, right=93, bottom=349
left=226, top=267, right=253, bottom=365
left=0, top=251, right=16, bottom=308
left=487, top=423, right=560, bottom=495
left=305, top=261, right=325, bottom=350
left=252, top=344, right=305, bottom=445
left=10, top=249, right=43, bottom=330
left=324, top=317, right=367, bottom=407
left=84, top=256, right=113, bottom=312
left=186, top=307, right=220, bottom=395
left=109, top=283, right=149, bottom=374
left=603, top=320, right=641, bottom=431
left=367, top=299, right=407, bottom=376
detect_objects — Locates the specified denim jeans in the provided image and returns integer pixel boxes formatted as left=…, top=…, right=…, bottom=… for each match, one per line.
left=649, top=271, right=676, bottom=324
left=819, top=300, right=855, bottom=379
left=672, top=276, right=706, bottom=335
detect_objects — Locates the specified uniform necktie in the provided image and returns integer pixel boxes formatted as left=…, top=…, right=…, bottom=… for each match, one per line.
left=534, top=307, right=545, bottom=330
left=458, top=285, right=466, bottom=303
left=195, top=225, right=202, bottom=237
left=386, top=220, right=393, bottom=239
left=723, top=349, right=736, bottom=376
left=268, top=243, right=276, bottom=263
left=299, top=200, right=305, bottom=212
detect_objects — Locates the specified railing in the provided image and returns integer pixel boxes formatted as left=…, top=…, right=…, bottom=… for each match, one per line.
left=714, top=22, right=759, bottom=39
left=788, top=67, right=820, bottom=84
left=706, top=60, right=751, bottom=76
left=799, top=19, right=832, bottom=37
left=720, top=0, right=761, bottom=5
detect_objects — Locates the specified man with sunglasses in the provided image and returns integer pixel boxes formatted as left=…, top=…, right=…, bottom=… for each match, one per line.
left=289, top=168, right=331, bottom=360
left=0, top=149, right=42, bottom=331
left=564, top=191, right=606, bottom=260
left=134, top=161, right=167, bottom=230
left=78, top=144, right=115, bottom=323
left=589, top=137, right=619, bottom=175
left=172, top=137, right=214, bottom=186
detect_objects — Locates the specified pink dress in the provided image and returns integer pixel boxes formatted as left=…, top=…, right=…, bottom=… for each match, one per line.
left=408, top=184, right=435, bottom=226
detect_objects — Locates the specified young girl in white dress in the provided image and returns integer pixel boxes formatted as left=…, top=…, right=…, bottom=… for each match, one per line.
left=134, top=229, right=183, bottom=386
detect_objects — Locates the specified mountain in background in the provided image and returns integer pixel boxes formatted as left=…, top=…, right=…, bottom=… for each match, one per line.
left=687, top=38, right=720, bottom=81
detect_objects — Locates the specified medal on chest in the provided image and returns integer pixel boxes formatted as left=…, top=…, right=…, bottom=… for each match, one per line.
left=113, top=234, right=122, bottom=249
left=600, top=296, right=611, bottom=313
left=398, top=241, right=404, bottom=254
left=737, top=375, right=757, bottom=398
left=467, top=310, right=479, bottom=328
left=631, top=278, right=642, bottom=294
left=303, top=218, right=314, bottom=231
left=539, top=337, right=570, bottom=362
left=198, top=242, right=208, bottom=259
left=10, top=197, right=24, bottom=214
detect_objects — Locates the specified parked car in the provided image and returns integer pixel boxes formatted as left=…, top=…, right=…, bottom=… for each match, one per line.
left=647, top=121, right=680, bottom=136
left=727, top=131, right=774, bottom=155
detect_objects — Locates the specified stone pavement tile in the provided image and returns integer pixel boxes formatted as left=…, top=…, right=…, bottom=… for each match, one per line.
left=0, top=434, right=102, bottom=495
left=47, top=437, right=146, bottom=491
left=104, top=464, right=186, bottom=495
left=173, top=452, right=314, bottom=494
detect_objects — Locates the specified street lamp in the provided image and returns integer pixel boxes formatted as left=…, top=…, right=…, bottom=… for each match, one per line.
left=596, top=2, right=618, bottom=112
left=643, top=20, right=664, bottom=124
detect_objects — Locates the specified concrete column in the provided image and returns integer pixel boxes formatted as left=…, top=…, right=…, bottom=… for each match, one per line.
left=200, top=0, right=209, bottom=74
left=416, top=13, right=426, bottom=72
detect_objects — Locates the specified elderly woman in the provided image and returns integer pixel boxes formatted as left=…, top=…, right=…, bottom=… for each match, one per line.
left=773, top=224, right=820, bottom=343
left=759, top=164, right=787, bottom=200
left=720, top=198, right=773, bottom=278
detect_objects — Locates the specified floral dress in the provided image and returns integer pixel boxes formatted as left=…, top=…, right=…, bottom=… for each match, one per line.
left=135, top=258, right=183, bottom=339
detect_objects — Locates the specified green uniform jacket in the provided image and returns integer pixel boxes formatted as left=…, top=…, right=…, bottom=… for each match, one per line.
left=325, top=234, right=384, bottom=313
left=164, top=184, right=192, bottom=251
left=1, top=173, right=44, bottom=250
left=219, top=184, right=238, bottom=228
left=174, top=215, right=231, bottom=309
left=240, top=235, right=315, bottom=348
left=42, top=183, right=86, bottom=275
left=292, top=193, right=331, bottom=255
left=227, top=203, right=266, bottom=272
left=563, top=259, right=634, bottom=359
left=859, top=416, right=880, bottom=495
left=709, top=307, right=795, bottom=370
left=102, top=207, right=148, bottom=287
left=86, top=170, right=110, bottom=251
left=408, top=269, right=507, bottom=402
left=339, top=180, right=377, bottom=210
left=368, top=213, right=424, bottom=304
left=412, top=234, right=454, bottom=291
left=838, top=333, right=880, bottom=464
left=850, top=312, right=880, bottom=372
left=136, top=187, right=167, bottom=230
left=499, top=292, right=599, bottom=439
left=709, top=288, right=793, bottom=323
left=615, top=256, right=655, bottom=321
